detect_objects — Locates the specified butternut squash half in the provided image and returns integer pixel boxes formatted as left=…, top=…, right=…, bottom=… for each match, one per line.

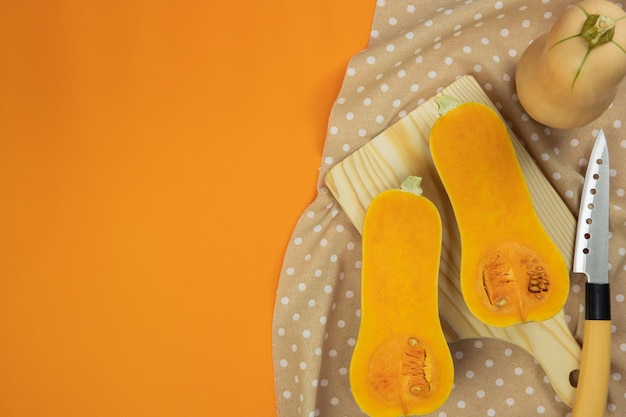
left=350, top=177, right=453, bottom=417
left=429, top=98, right=569, bottom=327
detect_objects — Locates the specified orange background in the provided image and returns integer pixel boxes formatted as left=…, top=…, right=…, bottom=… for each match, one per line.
left=0, top=1, right=374, bottom=416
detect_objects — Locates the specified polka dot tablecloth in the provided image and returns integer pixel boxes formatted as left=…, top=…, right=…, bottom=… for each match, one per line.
left=273, top=1, right=626, bottom=416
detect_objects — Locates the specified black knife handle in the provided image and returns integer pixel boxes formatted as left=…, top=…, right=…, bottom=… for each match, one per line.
left=586, top=282, right=611, bottom=320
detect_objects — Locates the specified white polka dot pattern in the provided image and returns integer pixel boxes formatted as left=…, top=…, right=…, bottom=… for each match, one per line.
left=273, top=1, right=626, bottom=416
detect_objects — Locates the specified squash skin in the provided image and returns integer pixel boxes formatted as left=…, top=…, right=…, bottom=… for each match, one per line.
left=515, top=0, right=626, bottom=129
left=350, top=189, right=453, bottom=417
left=429, top=101, right=570, bottom=327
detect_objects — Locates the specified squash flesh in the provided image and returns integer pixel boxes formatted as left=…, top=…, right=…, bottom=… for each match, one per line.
left=350, top=189, right=453, bottom=417
left=429, top=101, right=569, bottom=327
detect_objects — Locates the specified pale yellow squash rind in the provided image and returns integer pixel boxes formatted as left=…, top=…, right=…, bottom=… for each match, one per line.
left=515, top=0, right=626, bottom=129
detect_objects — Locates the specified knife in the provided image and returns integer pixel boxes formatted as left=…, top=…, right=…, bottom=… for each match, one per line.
left=571, top=129, right=611, bottom=417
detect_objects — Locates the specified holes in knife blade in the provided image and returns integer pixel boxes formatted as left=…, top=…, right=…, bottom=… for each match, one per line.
left=597, top=158, right=605, bottom=165
left=584, top=233, right=591, bottom=239
left=588, top=203, right=595, bottom=210
left=593, top=173, right=600, bottom=180
left=583, top=248, right=590, bottom=254
left=569, top=369, right=580, bottom=388
left=586, top=218, right=593, bottom=224
left=590, top=188, right=597, bottom=195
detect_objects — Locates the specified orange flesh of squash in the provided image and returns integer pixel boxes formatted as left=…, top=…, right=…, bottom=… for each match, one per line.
left=349, top=189, right=454, bottom=417
left=429, top=101, right=569, bottom=327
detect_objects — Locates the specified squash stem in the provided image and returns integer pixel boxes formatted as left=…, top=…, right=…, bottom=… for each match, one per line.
left=552, top=10, right=626, bottom=90
left=581, top=14, right=616, bottom=48
left=434, top=94, right=459, bottom=116
left=400, top=175, right=423, bottom=196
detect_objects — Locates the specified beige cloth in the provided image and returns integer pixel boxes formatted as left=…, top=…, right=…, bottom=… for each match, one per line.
left=273, top=1, right=626, bottom=416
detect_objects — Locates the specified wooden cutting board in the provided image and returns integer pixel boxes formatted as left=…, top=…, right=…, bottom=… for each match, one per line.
left=325, top=75, right=581, bottom=406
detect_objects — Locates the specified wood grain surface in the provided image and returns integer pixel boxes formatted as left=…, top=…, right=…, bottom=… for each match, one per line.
left=325, top=75, right=581, bottom=406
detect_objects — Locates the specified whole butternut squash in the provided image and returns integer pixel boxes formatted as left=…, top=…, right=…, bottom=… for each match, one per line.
left=429, top=97, right=570, bottom=327
left=515, top=0, right=626, bottom=129
left=349, top=177, right=453, bottom=417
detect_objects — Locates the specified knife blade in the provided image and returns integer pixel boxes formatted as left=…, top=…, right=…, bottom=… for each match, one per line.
left=571, top=129, right=611, bottom=417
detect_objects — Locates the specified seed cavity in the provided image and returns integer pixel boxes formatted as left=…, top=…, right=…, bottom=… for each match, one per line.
left=481, top=243, right=551, bottom=308
left=524, top=255, right=550, bottom=299
left=482, top=251, right=514, bottom=308
left=404, top=337, right=431, bottom=396
left=367, top=336, right=432, bottom=402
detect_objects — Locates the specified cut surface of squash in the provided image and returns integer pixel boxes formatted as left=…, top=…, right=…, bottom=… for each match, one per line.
left=429, top=99, right=569, bottom=327
left=349, top=180, right=453, bottom=416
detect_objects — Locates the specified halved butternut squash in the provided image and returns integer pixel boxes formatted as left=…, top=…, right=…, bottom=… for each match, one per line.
left=429, top=98, right=569, bottom=327
left=350, top=177, right=453, bottom=416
